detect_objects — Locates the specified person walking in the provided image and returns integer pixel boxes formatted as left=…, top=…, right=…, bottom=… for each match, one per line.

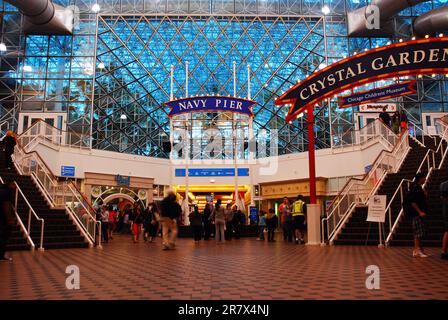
left=439, top=180, right=448, bottom=260
left=107, top=205, right=117, bottom=240
left=407, top=173, right=429, bottom=258
left=391, top=111, right=400, bottom=134
left=232, top=207, right=243, bottom=240
left=100, top=205, right=109, bottom=243
left=279, top=197, right=292, bottom=242
left=212, top=199, right=226, bottom=244
left=266, top=208, right=278, bottom=242
left=3, top=131, right=16, bottom=169
left=189, top=205, right=203, bottom=243
left=399, top=110, right=408, bottom=133
left=144, top=203, right=159, bottom=243
left=257, top=211, right=266, bottom=241
left=160, top=191, right=182, bottom=250
left=202, top=203, right=212, bottom=240
left=132, top=205, right=144, bottom=243
left=379, top=107, right=391, bottom=128
left=292, top=195, right=307, bottom=244
left=224, top=203, right=234, bottom=241
left=0, top=182, right=14, bottom=261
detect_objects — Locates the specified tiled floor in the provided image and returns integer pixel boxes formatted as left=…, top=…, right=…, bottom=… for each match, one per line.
left=1, top=235, right=447, bottom=300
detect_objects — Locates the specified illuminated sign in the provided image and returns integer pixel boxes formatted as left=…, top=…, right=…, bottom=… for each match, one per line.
left=276, top=37, right=448, bottom=122
left=165, top=96, right=256, bottom=117
left=175, top=168, right=250, bottom=177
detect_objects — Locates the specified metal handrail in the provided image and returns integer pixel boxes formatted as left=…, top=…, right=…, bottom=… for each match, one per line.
left=332, top=119, right=398, bottom=151
left=0, top=175, right=44, bottom=251
left=18, top=119, right=90, bottom=150
left=321, top=129, right=410, bottom=244
left=11, top=138, right=101, bottom=248
left=384, top=116, right=448, bottom=245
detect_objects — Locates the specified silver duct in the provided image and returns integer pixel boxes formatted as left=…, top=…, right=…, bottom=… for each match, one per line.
left=413, top=6, right=448, bottom=37
left=347, top=0, right=430, bottom=37
left=5, top=0, right=73, bottom=35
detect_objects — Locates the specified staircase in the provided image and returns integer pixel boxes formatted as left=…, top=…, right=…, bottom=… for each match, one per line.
left=389, top=136, right=448, bottom=247
left=334, top=138, right=428, bottom=245
left=1, top=141, right=89, bottom=250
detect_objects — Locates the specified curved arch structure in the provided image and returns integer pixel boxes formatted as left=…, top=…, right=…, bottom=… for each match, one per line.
left=276, top=37, right=448, bottom=123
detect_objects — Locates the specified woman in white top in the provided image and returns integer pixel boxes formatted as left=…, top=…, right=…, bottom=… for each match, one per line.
left=212, top=199, right=226, bottom=243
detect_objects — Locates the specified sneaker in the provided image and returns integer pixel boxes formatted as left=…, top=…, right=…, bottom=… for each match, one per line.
left=162, top=245, right=170, bottom=251
left=413, top=250, right=429, bottom=258
left=0, top=256, right=12, bottom=262
left=295, top=238, right=299, bottom=244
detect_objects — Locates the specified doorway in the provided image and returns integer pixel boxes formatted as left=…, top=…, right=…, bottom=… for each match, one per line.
left=18, top=112, right=67, bottom=134
left=422, top=112, right=448, bottom=135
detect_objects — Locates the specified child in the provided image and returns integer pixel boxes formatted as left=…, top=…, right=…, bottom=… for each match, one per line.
left=258, top=211, right=266, bottom=241
left=266, top=208, right=278, bottom=242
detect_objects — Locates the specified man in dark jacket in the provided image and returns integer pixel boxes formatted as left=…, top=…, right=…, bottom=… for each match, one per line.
left=3, top=131, right=16, bottom=169
left=0, top=182, right=14, bottom=261
left=160, top=191, right=181, bottom=250
left=408, top=173, right=429, bottom=258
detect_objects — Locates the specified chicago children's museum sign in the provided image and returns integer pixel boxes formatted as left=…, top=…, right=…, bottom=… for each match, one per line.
left=165, top=96, right=256, bottom=117
left=276, top=38, right=448, bottom=122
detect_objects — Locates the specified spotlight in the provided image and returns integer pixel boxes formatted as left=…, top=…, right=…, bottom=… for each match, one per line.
left=0, top=43, right=6, bottom=52
left=321, top=5, right=330, bottom=15
left=318, top=63, right=327, bottom=70
left=98, top=62, right=105, bottom=69
left=92, top=4, right=101, bottom=13
left=120, top=114, right=127, bottom=120
left=425, top=35, right=429, bottom=39
left=412, top=37, right=416, bottom=40
left=440, top=33, right=444, bottom=37
left=23, top=65, right=32, bottom=72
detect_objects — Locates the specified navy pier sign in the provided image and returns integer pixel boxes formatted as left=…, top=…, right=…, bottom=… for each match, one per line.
left=165, top=96, right=256, bottom=117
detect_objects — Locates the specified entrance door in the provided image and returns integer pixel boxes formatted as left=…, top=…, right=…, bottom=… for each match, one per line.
left=18, top=112, right=66, bottom=134
left=422, top=112, right=448, bottom=135
left=18, top=112, right=67, bottom=146
left=354, top=112, right=380, bottom=131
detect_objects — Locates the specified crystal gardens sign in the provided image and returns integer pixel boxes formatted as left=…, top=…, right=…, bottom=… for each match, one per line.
left=165, top=96, right=256, bottom=117
left=276, top=37, right=448, bottom=122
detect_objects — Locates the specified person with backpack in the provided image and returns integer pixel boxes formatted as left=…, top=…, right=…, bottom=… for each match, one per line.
left=439, top=180, right=448, bottom=260
left=405, top=173, right=429, bottom=258
left=292, top=195, right=307, bottom=244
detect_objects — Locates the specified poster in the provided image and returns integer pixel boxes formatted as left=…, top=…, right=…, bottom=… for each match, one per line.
left=366, top=195, right=387, bottom=223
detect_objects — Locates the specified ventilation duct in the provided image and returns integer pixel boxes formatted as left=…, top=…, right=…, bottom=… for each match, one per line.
left=347, top=0, right=430, bottom=37
left=5, top=0, right=73, bottom=35
left=413, top=6, right=448, bottom=37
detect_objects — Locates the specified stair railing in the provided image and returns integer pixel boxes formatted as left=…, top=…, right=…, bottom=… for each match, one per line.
left=0, top=176, right=43, bottom=251
left=19, top=119, right=90, bottom=151
left=0, top=120, right=9, bottom=140
left=384, top=116, right=448, bottom=245
left=11, top=142, right=101, bottom=248
left=408, top=120, right=438, bottom=148
left=332, top=119, right=397, bottom=152
left=322, top=130, right=410, bottom=244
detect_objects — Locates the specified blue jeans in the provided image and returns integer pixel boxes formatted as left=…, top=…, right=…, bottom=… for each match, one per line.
left=259, top=225, right=265, bottom=240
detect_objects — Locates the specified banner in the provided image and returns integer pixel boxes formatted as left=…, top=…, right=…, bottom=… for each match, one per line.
left=165, top=96, right=256, bottom=117
left=275, top=37, right=448, bottom=122
left=338, top=81, right=416, bottom=108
